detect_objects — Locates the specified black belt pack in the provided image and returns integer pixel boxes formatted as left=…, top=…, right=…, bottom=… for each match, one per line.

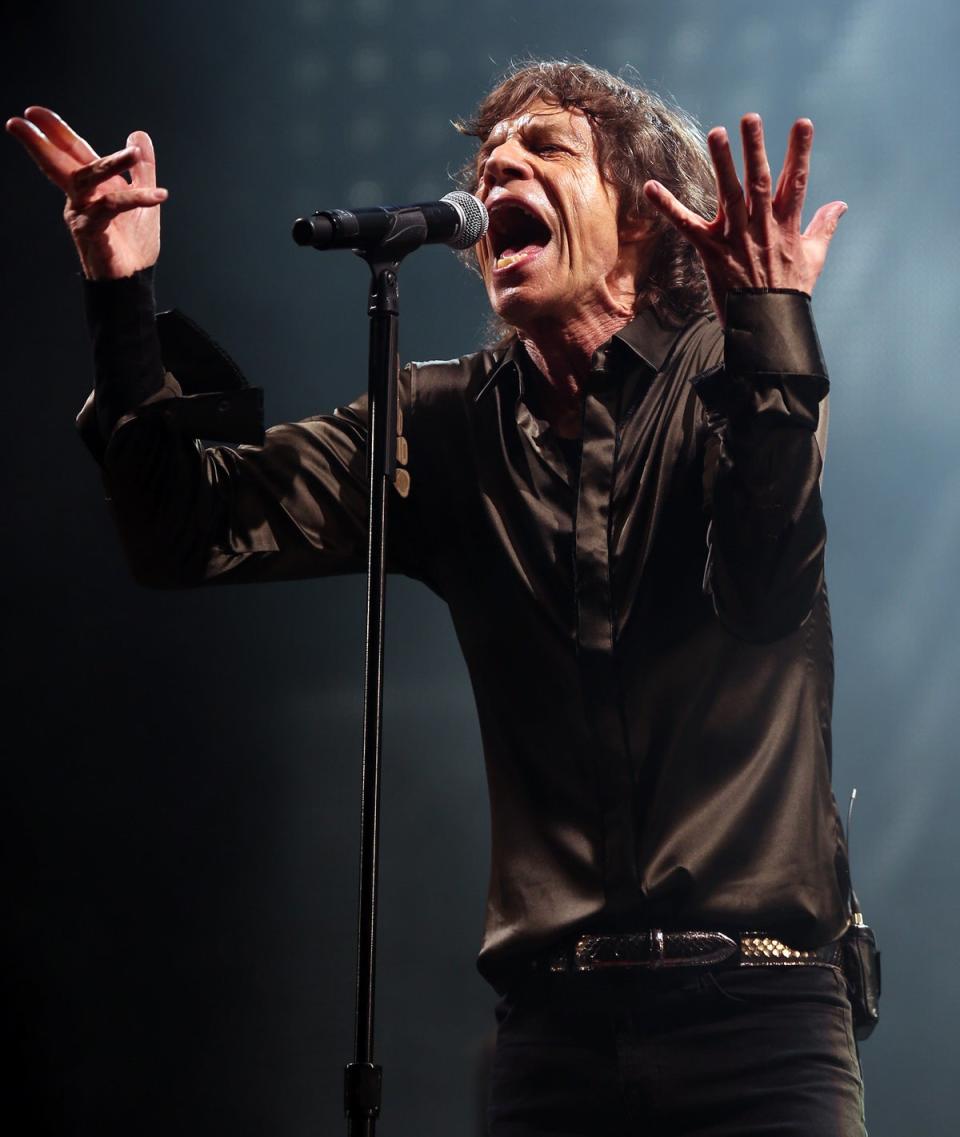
left=842, top=917, right=881, bottom=1040
left=841, top=789, right=881, bottom=1041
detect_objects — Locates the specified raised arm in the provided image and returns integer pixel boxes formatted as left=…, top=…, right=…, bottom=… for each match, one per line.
left=7, top=109, right=427, bottom=591
left=645, top=115, right=845, bottom=641
left=642, top=114, right=846, bottom=321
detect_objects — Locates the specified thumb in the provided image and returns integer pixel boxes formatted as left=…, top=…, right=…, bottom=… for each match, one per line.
left=805, top=200, right=848, bottom=244
left=127, top=129, right=157, bottom=189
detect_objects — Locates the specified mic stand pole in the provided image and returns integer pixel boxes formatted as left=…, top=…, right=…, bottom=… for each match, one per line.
left=344, top=245, right=416, bottom=1137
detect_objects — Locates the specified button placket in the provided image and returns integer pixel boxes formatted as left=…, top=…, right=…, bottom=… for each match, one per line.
left=575, top=368, right=639, bottom=906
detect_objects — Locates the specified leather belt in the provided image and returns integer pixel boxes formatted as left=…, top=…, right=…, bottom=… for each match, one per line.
left=533, top=930, right=844, bottom=975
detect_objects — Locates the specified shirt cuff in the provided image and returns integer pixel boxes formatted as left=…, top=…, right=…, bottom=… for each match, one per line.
left=692, top=289, right=829, bottom=431
left=83, top=265, right=166, bottom=439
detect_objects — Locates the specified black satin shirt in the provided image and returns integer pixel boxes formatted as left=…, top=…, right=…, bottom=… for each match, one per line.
left=79, top=271, right=850, bottom=991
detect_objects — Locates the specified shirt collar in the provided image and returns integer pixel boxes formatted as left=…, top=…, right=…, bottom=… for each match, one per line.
left=473, top=306, right=687, bottom=403
left=612, top=306, right=686, bottom=372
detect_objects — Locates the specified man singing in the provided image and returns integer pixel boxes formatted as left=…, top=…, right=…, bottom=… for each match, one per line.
left=8, top=60, right=865, bottom=1136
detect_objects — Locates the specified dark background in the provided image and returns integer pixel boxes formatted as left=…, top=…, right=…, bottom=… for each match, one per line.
left=3, top=2, right=957, bottom=1134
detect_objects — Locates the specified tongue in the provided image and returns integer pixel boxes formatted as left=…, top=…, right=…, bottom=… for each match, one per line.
left=497, top=243, right=543, bottom=267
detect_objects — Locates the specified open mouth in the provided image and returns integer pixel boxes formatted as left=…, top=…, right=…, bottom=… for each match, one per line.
left=488, top=202, right=553, bottom=271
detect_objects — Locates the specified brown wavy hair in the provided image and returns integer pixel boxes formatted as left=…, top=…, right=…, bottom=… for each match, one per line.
left=455, top=60, right=717, bottom=327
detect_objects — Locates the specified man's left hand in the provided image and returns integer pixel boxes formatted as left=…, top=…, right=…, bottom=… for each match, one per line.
left=643, top=115, right=846, bottom=322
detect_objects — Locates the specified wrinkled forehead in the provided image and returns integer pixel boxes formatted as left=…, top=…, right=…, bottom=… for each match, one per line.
left=481, top=99, right=594, bottom=151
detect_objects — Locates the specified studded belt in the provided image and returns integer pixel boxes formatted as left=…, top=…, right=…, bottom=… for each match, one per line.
left=533, top=930, right=844, bottom=975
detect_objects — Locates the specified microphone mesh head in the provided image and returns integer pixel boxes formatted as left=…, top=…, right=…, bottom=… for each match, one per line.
left=441, top=191, right=489, bottom=250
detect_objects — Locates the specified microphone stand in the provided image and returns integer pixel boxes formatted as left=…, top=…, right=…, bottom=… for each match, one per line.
left=293, top=196, right=486, bottom=1134
left=342, top=243, right=419, bottom=1137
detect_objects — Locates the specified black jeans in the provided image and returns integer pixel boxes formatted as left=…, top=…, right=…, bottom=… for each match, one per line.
left=488, top=965, right=866, bottom=1137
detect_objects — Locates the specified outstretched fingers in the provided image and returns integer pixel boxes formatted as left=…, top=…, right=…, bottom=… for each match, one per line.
left=23, top=106, right=98, bottom=164
left=643, top=179, right=713, bottom=248
left=739, top=114, right=773, bottom=239
left=644, top=112, right=843, bottom=307
left=7, top=107, right=166, bottom=278
left=5, top=114, right=80, bottom=189
left=773, top=119, right=814, bottom=227
left=804, top=200, right=848, bottom=246
left=706, top=127, right=746, bottom=228
left=7, top=110, right=167, bottom=213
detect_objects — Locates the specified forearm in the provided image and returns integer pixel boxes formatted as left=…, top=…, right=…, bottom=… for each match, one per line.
left=694, top=289, right=829, bottom=641
left=78, top=269, right=220, bottom=584
left=83, top=266, right=166, bottom=439
left=79, top=270, right=274, bottom=585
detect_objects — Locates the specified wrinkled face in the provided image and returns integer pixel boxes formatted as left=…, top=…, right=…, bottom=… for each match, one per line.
left=474, top=99, right=631, bottom=329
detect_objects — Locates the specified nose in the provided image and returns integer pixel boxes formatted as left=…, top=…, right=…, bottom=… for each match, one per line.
left=481, top=137, right=533, bottom=190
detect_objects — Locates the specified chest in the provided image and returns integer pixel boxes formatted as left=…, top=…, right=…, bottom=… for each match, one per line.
left=422, top=363, right=710, bottom=637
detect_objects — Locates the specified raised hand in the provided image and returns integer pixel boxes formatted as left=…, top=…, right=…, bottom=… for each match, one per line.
left=6, top=107, right=167, bottom=280
left=643, top=114, right=847, bottom=322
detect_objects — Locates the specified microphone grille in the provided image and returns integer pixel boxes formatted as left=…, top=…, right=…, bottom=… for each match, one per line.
left=441, top=191, right=489, bottom=250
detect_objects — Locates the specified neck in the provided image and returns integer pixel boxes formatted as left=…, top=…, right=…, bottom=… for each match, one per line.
left=518, top=308, right=633, bottom=437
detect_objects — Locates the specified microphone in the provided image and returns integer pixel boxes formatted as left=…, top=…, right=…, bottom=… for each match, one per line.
left=292, top=190, right=488, bottom=253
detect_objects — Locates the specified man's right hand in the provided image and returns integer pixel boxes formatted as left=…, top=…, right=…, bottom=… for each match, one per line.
left=6, top=107, right=167, bottom=280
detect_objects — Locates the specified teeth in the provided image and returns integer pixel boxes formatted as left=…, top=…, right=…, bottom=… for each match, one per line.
left=495, top=252, right=523, bottom=269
